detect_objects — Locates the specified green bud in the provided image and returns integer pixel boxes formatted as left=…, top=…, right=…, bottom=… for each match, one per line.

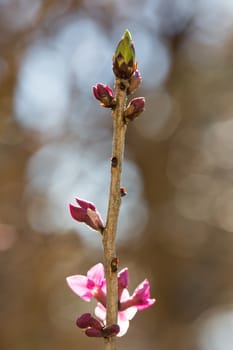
left=113, top=29, right=137, bottom=79
left=115, top=29, right=135, bottom=66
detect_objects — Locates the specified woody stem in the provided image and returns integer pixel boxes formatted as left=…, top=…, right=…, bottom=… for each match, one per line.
left=103, top=79, right=128, bottom=350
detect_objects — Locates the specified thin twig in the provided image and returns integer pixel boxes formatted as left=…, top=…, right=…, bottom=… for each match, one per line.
left=103, top=79, right=128, bottom=350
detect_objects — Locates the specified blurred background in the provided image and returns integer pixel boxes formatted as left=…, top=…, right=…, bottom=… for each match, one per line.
left=1, top=0, right=233, bottom=349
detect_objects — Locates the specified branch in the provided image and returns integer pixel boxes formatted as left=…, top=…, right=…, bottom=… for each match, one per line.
left=103, top=79, right=128, bottom=350
left=66, top=29, right=151, bottom=349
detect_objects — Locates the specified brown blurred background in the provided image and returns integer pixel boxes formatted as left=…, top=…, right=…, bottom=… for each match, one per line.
left=1, top=1, right=233, bottom=349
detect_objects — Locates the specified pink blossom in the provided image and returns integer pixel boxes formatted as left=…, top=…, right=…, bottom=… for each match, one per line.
left=66, top=263, right=106, bottom=305
left=119, top=279, right=155, bottom=311
left=69, top=197, right=104, bottom=232
left=66, top=263, right=155, bottom=337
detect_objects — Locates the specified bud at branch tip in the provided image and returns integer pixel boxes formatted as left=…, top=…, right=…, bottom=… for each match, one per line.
left=113, top=29, right=137, bottom=79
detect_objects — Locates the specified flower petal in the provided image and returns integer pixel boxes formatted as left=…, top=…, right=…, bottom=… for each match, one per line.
left=117, top=313, right=130, bottom=337
left=118, top=268, right=129, bottom=289
left=69, top=204, right=86, bottom=222
left=95, top=302, right=106, bottom=322
left=132, top=278, right=156, bottom=310
left=86, top=208, right=104, bottom=231
left=87, top=263, right=105, bottom=287
left=120, top=288, right=130, bottom=302
left=122, top=306, right=137, bottom=320
left=136, top=298, right=156, bottom=311
left=75, top=197, right=96, bottom=211
left=66, top=275, right=94, bottom=301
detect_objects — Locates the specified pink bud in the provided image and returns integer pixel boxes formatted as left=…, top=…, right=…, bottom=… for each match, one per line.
left=93, top=83, right=115, bottom=108
left=76, top=313, right=92, bottom=329
left=124, top=97, right=145, bottom=122
left=76, top=313, right=104, bottom=333
left=69, top=197, right=104, bottom=232
left=88, top=316, right=103, bottom=330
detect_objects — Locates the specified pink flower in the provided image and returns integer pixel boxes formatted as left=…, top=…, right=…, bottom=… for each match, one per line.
left=66, top=263, right=106, bottom=305
left=66, top=263, right=155, bottom=337
left=119, top=278, right=155, bottom=311
left=95, top=268, right=155, bottom=336
left=69, top=197, right=104, bottom=233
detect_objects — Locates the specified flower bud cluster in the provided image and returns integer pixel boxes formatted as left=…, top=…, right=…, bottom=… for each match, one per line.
left=76, top=313, right=120, bottom=338
left=67, top=263, right=155, bottom=337
left=93, top=29, right=145, bottom=122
